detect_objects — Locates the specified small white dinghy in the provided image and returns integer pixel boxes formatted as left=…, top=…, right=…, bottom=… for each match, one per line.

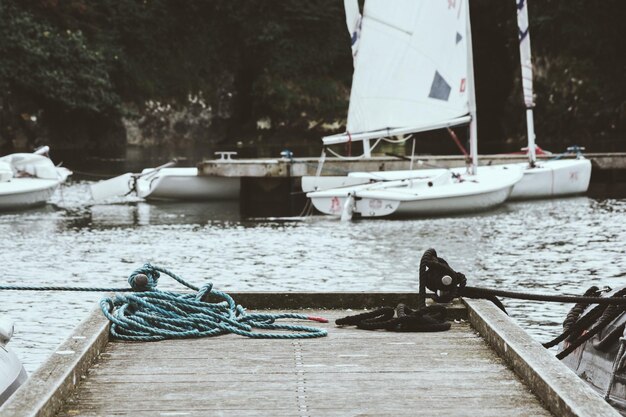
left=308, top=165, right=522, bottom=219
left=89, top=152, right=240, bottom=202
left=0, top=146, right=72, bottom=211
left=134, top=167, right=239, bottom=201
left=0, top=318, right=27, bottom=406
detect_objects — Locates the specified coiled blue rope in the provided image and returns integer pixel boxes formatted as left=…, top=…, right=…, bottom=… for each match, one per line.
left=99, top=264, right=328, bottom=341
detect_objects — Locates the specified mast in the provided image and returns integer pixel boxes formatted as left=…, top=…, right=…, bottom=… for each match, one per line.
left=466, top=0, right=478, bottom=175
left=516, top=0, right=537, bottom=167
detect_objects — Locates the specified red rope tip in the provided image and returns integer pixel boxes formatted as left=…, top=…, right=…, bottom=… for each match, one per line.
left=307, top=316, right=329, bottom=323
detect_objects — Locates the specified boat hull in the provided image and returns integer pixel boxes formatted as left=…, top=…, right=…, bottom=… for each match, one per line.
left=0, top=178, right=61, bottom=211
left=507, top=158, right=592, bottom=200
left=308, top=166, right=522, bottom=218
left=391, top=183, right=514, bottom=216
left=559, top=288, right=626, bottom=414
left=302, top=158, right=591, bottom=203
left=137, top=168, right=240, bottom=201
left=0, top=347, right=27, bottom=406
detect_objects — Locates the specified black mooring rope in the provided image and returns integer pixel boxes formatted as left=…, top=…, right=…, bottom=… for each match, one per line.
left=416, top=248, right=626, bottom=359
left=337, top=248, right=626, bottom=358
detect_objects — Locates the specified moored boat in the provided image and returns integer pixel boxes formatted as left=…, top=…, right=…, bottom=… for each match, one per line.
left=501, top=1, right=591, bottom=199
left=0, top=318, right=27, bottom=406
left=308, top=164, right=522, bottom=218
left=89, top=152, right=240, bottom=202
left=0, top=147, right=72, bottom=211
left=134, top=167, right=239, bottom=201
left=303, top=0, right=591, bottom=204
left=558, top=286, right=626, bottom=414
left=303, top=0, right=523, bottom=220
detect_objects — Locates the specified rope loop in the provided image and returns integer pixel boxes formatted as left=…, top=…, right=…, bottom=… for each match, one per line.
left=128, top=263, right=160, bottom=291
left=196, top=283, right=214, bottom=301
left=102, top=264, right=327, bottom=341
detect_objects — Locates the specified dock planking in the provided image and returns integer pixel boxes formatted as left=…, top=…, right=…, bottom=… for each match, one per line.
left=0, top=295, right=619, bottom=417
left=197, top=153, right=626, bottom=178
left=55, top=314, right=549, bottom=417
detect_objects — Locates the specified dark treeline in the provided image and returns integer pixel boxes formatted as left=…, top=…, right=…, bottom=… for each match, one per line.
left=0, top=0, right=623, bottom=156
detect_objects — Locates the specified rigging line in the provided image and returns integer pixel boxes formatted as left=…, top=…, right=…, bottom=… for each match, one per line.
left=382, top=135, right=412, bottom=144
left=314, top=149, right=326, bottom=177
left=447, top=127, right=469, bottom=159
left=325, top=138, right=383, bottom=160
left=365, top=15, right=412, bottom=36
left=409, top=138, right=417, bottom=171
left=384, top=153, right=454, bottom=172
left=346, top=132, right=352, bottom=157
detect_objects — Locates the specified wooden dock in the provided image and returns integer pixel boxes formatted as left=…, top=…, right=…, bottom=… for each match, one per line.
left=196, top=153, right=626, bottom=216
left=198, top=153, right=626, bottom=178
left=0, top=294, right=619, bottom=417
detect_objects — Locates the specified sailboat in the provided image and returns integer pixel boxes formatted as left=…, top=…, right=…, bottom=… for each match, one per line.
left=304, top=0, right=523, bottom=219
left=304, top=0, right=591, bottom=211
left=501, top=0, right=591, bottom=200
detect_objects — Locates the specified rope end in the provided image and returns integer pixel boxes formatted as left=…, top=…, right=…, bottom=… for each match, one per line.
left=307, top=315, right=329, bottom=323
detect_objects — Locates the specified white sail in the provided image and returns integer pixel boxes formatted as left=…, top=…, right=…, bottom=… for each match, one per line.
left=516, top=0, right=534, bottom=108
left=345, top=0, right=471, bottom=136
left=516, top=0, right=537, bottom=164
left=344, top=0, right=362, bottom=61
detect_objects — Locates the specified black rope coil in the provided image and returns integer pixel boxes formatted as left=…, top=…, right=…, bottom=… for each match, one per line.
left=336, top=304, right=450, bottom=332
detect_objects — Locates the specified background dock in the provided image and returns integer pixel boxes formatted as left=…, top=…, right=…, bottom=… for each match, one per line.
left=197, top=153, right=626, bottom=216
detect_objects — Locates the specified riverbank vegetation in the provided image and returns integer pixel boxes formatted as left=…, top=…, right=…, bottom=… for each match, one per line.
left=0, top=0, right=623, bottom=156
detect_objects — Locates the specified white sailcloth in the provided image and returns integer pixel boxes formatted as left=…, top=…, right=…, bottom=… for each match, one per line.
left=516, top=0, right=534, bottom=108
left=344, top=0, right=362, bottom=61
left=346, top=0, right=470, bottom=135
left=516, top=0, right=537, bottom=164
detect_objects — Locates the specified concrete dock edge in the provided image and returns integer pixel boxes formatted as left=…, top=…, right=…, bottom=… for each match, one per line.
left=465, top=298, right=620, bottom=417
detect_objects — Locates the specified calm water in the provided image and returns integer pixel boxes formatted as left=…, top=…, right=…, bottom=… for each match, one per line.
left=1, top=180, right=626, bottom=374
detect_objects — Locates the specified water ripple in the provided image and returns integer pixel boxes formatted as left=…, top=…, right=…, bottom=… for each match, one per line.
left=1, top=181, right=625, bottom=372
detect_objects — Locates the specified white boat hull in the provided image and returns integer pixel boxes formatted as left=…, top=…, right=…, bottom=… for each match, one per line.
left=0, top=178, right=62, bottom=211
left=0, top=346, right=27, bottom=405
left=136, top=168, right=240, bottom=201
left=507, top=158, right=592, bottom=200
left=0, top=149, right=71, bottom=211
left=307, top=166, right=522, bottom=218
left=302, top=158, right=591, bottom=204
left=0, top=319, right=27, bottom=406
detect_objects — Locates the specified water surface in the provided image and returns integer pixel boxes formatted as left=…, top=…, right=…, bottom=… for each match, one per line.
left=1, top=180, right=625, bottom=374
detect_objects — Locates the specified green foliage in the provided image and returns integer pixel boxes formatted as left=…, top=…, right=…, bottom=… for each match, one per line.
left=0, top=2, right=119, bottom=114
left=528, top=0, right=625, bottom=146
left=0, top=0, right=622, bottom=150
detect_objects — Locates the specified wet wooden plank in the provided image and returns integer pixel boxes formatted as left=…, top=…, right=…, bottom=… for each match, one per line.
left=51, top=310, right=552, bottom=417
left=3, top=296, right=616, bottom=417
